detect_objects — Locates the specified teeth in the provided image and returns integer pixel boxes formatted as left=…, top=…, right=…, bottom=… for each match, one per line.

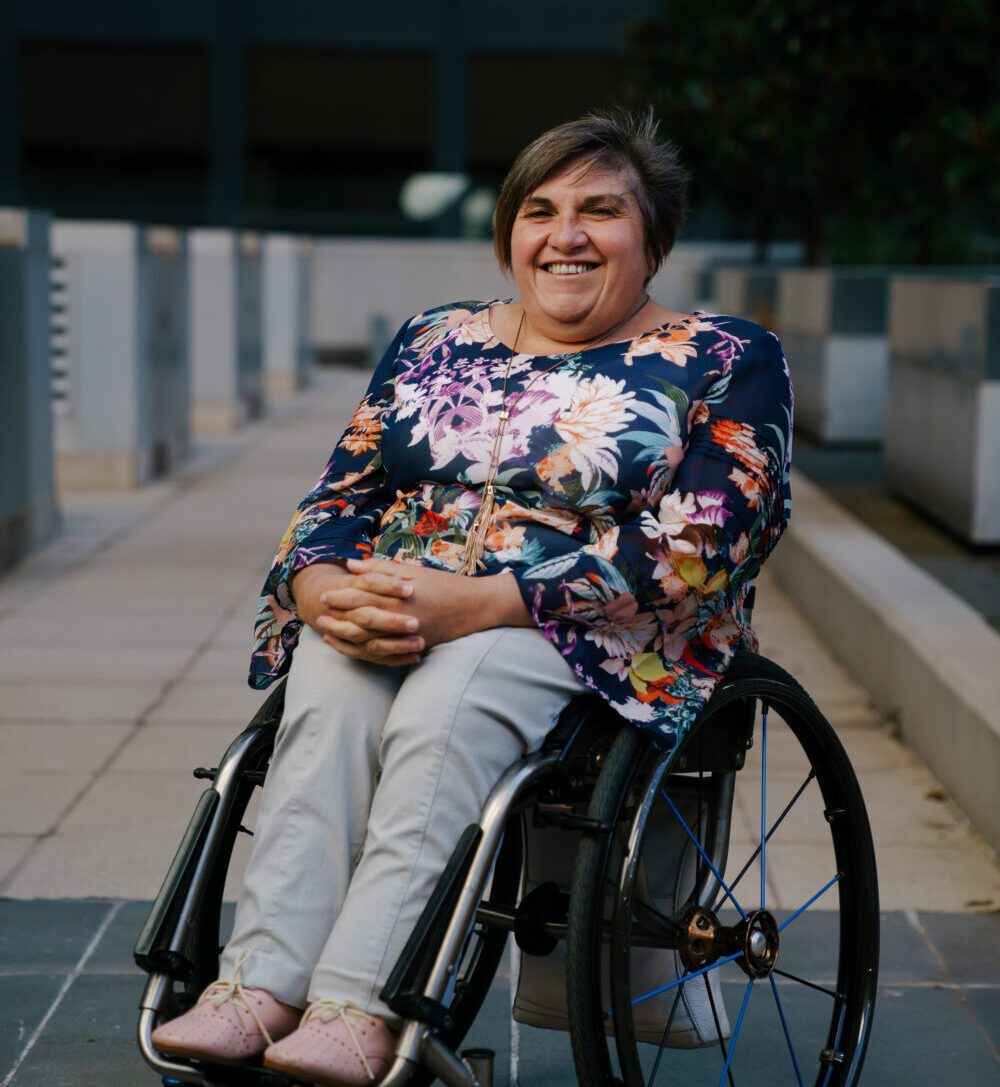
left=545, top=263, right=596, bottom=275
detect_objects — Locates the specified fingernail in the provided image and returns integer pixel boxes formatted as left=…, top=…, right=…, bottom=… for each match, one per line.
left=402, top=583, right=414, bottom=597
left=405, top=618, right=418, bottom=631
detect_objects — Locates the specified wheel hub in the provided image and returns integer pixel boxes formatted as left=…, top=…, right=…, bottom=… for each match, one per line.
left=678, top=906, right=780, bottom=979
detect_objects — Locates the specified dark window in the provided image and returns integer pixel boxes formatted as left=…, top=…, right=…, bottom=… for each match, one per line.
left=468, top=55, right=625, bottom=180
left=21, top=41, right=209, bottom=222
left=246, top=49, right=432, bottom=233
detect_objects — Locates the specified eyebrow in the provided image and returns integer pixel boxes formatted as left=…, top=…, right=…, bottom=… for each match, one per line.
left=521, top=191, right=633, bottom=211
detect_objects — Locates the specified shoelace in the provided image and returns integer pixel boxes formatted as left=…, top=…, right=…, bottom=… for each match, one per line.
left=301, top=999, right=379, bottom=1081
left=197, top=949, right=277, bottom=1046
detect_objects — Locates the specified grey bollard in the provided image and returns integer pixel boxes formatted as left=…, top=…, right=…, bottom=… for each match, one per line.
left=189, top=229, right=263, bottom=435
left=778, top=267, right=890, bottom=444
left=263, top=233, right=312, bottom=400
left=460, top=1047, right=494, bottom=1087
left=0, top=207, right=57, bottom=569
left=369, top=312, right=392, bottom=368
left=51, top=220, right=189, bottom=489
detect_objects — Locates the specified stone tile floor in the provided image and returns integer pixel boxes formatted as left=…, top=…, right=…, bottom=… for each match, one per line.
left=1, top=900, right=998, bottom=1086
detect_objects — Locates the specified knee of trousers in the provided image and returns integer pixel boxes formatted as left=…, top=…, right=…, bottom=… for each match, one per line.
left=272, top=626, right=401, bottom=766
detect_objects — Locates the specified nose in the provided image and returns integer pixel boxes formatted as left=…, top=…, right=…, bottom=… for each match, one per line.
left=549, top=211, right=587, bottom=252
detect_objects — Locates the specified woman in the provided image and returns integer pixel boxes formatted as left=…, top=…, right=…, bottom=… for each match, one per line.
left=151, top=108, right=792, bottom=1086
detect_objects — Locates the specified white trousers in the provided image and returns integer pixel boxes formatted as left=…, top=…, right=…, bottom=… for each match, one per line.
left=220, top=623, right=586, bottom=1023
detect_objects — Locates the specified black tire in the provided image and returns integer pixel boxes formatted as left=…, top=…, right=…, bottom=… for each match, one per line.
left=567, top=652, right=879, bottom=1087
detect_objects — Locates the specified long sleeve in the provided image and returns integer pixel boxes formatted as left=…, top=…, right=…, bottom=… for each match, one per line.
left=511, top=327, right=792, bottom=744
left=249, top=320, right=409, bottom=686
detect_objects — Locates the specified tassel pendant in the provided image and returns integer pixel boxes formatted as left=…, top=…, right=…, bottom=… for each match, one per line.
left=458, top=483, right=495, bottom=576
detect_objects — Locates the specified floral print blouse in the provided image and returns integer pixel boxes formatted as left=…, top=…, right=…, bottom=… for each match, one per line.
left=250, top=300, right=793, bottom=750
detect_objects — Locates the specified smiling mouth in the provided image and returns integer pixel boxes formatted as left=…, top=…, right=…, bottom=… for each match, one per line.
left=542, top=262, right=599, bottom=275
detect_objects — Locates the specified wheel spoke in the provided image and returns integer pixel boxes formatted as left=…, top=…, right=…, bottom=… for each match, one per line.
left=779, top=873, right=841, bottom=932
left=760, top=704, right=768, bottom=911
left=772, top=967, right=840, bottom=1000
left=715, top=769, right=816, bottom=911
left=629, top=950, right=743, bottom=1007
left=716, top=977, right=754, bottom=1087
left=659, top=787, right=747, bottom=920
left=704, top=971, right=737, bottom=1087
left=647, top=982, right=687, bottom=1087
left=769, top=975, right=806, bottom=1087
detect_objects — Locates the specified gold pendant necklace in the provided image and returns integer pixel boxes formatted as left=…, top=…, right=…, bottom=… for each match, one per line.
left=457, top=294, right=650, bottom=576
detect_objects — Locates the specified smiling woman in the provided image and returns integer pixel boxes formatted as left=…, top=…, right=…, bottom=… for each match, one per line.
left=149, top=108, right=794, bottom=1087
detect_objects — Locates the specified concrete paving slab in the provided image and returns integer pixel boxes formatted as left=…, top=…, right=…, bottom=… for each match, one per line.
left=0, top=611, right=216, bottom=647
left=0, top=681, right=157, bottom=723
left=0, top=723, right=131, bottom=773
left=106, top=722, right=245, bottom=773
left=0, top=975, right=66, bottom=1079
left=0, top=643, right=193, bottom=684
left=183, top=644, right=261, bottom=685
left=0, top=900, right=112, bottom=969
left=147, top=679, right=270, bottom=726
left=962, top=989, right=1000, bottom=1054
left=0, top=773, right=92, bottom=836
left=3, top=830, right=200, bottom=900
left=0, top=837, right=34, bottom=884
left=866, top=844, right=1000, bottom=912
left=9, top=975, right=151, bottom=1087
left=852, top=983, right=999, bottom=1086
left=916, top=912, right=1000, bottom=983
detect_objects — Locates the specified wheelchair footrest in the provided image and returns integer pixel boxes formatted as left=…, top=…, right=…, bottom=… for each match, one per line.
left=388, top=992, right=455, bottom=1031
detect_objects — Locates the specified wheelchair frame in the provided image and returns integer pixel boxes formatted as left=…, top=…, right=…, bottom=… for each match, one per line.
left=135, top=641, right=879, bottom=1087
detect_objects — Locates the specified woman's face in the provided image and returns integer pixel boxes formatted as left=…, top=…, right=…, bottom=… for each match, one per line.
left=510, top=156, right=652, bottom=341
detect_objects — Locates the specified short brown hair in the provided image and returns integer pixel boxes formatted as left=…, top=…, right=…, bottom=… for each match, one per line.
left=492, top=107, right=688, bottom=278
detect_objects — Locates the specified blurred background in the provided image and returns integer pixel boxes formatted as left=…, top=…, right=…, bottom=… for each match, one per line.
left=1, top=3, right=1000, bottom=1084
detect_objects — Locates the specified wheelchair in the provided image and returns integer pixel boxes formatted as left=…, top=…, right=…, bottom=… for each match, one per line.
left=135, top=600, right=880, bottom=1087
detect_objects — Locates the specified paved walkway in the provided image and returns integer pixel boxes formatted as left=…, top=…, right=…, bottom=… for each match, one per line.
left=2, top=367, right=999, bottom=1085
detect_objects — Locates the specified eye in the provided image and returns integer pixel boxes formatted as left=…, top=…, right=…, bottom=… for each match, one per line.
left=585, top=205, right=620, bottom=218
left=521, top=207, right=552, bottom=220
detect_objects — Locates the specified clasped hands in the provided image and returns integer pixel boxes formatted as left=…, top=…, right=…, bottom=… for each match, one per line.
left=291, top=557, right=531, bottom=666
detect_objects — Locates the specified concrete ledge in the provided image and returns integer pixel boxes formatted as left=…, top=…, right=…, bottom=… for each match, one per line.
left=769, top=470, right=1000, bottom=855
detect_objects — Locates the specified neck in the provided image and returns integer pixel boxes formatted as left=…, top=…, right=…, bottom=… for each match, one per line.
left=505, top=293, right=659, bottom=355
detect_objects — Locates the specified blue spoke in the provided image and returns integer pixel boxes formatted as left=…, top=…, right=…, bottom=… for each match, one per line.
left=779, top=873, right=841, bottom=932
left=769, top=975, right=806, bottom=1087
left=761, top=705, right=768, bottom=911
left=660, top=787, right=747, bottom=920
left=711, top=769, right=816, bottom=913
left=716, top=977, right=754, bottom=1087
left=629, top=950, right=742, bottom=1007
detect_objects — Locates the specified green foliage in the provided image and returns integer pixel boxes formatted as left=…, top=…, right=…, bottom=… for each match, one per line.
left=624, top=0, right=998, bottom=264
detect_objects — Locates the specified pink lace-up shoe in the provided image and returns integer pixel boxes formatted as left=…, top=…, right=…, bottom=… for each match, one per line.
left=263, top=1000, right=397, bottom=1086
left=151, top=951, right=301, bottom=1066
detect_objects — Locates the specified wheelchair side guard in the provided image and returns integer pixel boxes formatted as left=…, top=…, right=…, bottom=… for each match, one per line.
left=134, top=680, right=286, bottom=983
left=134, top=789, right=221, bottom=978
left=381, top=824, right=484, bottom=1030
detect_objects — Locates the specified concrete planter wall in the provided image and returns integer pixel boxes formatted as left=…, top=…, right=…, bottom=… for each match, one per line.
left=0, top=209, right=56, bottom=569
left=885, top=273, right=1000, bottom=544
left=713, top=265, right=781, bottom=329
left=263, top=234, right=312, bottom=400
left=190, top=229, right=263, bottom=434
left=51, top=221, right=189, bottom=490
left=308, top=240, right=795, bottom=362
left=778, top=268, right=890, bottom=444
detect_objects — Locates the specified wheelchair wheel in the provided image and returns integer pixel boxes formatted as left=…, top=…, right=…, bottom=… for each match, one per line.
left=567, top=652, right=879, bottom=1087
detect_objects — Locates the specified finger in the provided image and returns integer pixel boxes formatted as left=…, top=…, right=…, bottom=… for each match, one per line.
left=315, top=617, right=371, bottom=643
left=346, top=557, right=415, bottom=582
left=320, top=604, right=419, bottom=636
left=323, top=634, right=424, bottom=662
left=320, top=583, right=413, bottom=611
